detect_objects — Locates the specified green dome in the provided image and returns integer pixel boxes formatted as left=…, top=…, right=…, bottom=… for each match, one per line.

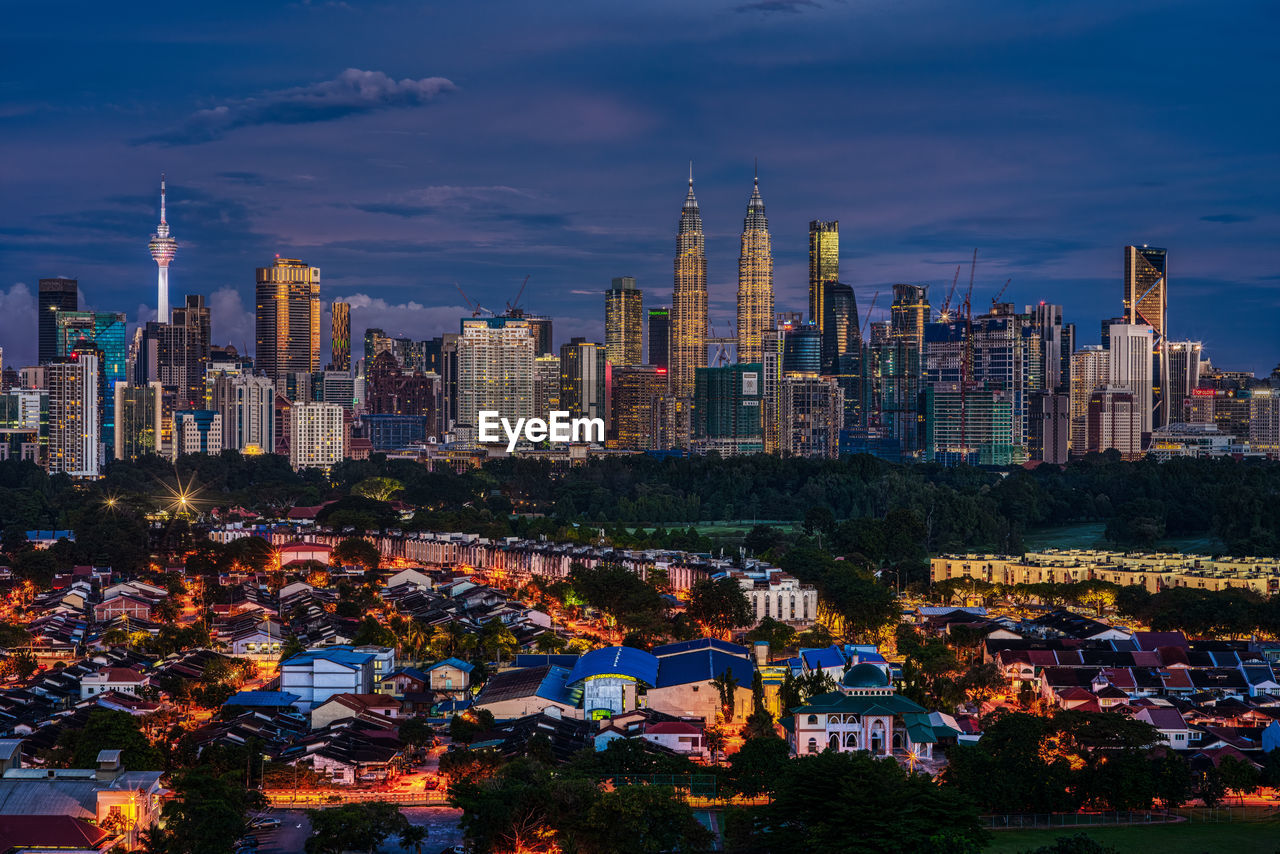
left=842, top=662, right=889, bottom=689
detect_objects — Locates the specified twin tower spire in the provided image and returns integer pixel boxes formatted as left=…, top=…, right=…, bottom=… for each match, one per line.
left=669, top=164, right=774, bottom=398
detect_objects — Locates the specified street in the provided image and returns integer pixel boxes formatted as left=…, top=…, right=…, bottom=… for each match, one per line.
left=258, top=807, right=464, bottom=854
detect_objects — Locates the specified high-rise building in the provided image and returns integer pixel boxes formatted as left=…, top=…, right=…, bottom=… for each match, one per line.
left=780, top=321, right=822, bottom=376
left=1028, top=391, right=1070, bottom=464
left=1029, top=303, right=1070, bottom=393
left=255, top=257, right=321, bottom=384
left=671, top=170, right=707, bottom=399
left=610, top=365, right=667, bottom=451
left=1249, top=389, right=1279, bottom=459
left=331, top=301, right=351, bottom=372
left=533, top=355, right=561, bottom=417
left=890, top=284, right=930, bottom=350
left=164, top=295, right=211, bottom=410
left=170, top=410, right=223, bottom=458
left=923, top=384, right=1016, bottom=466
left=211, top=373, right=275, bottom=453
left=38, top=278, right=78, bottom=365
left=148, top=176, right=178, bottom=323
left=808, top=221, right=839, bottom=328
left=318, top=370, right=357, bottom=411
left=820, top=282, right=861, bottom=375
left=860, top=338, right=922, bottom=460
left=1108, top=323, right=1155, bottom=437
left=289, top=401, right=344, bottom=470
left=501, top=309, right=553, bottom=357
left=605, top=277, right=643, bottom=368
left=438, top=333, right=459, bottom=437
left=54, top=310, right=126, bottom=454
left=1166, top=340, right=1202, bottom=424
left=693, top=363, right=763, bottom=456
left=113, top=382, right=162, bottom=462
left=364, top=327, right=388, bottom=364
left=456, top=317, right=534, bottom=441
left=559, top=338, right=608, bottom=429
left=647, top=308, right=670, bottom=370
left=736, top=174, right=773, bottom=364
left=1069, top=345, right=1109, bottom=455
left=48, top=352, right=99, bottom=477
left=779, top=375, right=842, bottom=459
left=365, top=352, right=436, bottom=420
left=1123, top=245, right=1168, bottom=427
left=1087, top=386, right=1142, bottom=460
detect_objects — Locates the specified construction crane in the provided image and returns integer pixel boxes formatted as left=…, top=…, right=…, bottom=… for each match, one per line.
left=939, top=265, right=962, bottom=322
left=991, top=277, right=1012, bottom=306
left=859, top=289, right=879, bottom=339
left=456, top=283, right=492, bottom=318
left=506, top=275, right=530, bottom=314
left=707, top=322, right=735, bottom=366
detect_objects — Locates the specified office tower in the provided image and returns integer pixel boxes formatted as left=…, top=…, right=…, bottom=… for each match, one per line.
left=319, top=370, right=357, bottom=411
left=255, top=257, right=321, bottom=384
left=1187, top=389, right=1252, bottom=440
left=736, top=173, right=773, bottom=364
left=501, top=309, right=553, bottom=357
left=1028, top=391, right=1070, bottom=464
left=610, top=365, right=667, bottom=450
left=364, top=327, right=388, bottom=363
left=211, top=373, right=275, bottom=453
left=781, top=321, right=822, bottom=375
left=808, top=220, right=839, bottom=327
left=923, top=384, right=1016, bottom=466
left=820, top=281, right=861, bottom=374
left=559, top=338, right=608, bottom=429
left=671, top=170, right=707, bottom=399
left=289, top=401, right=344, bottom=470
left=331, top=301, right=351, bottom=372
left=1069, top=346, right=1109, bottom=454
left=693, top=363, right=764, bottom=455
left=166, top=295, right=211, bottom=410
left=54, top=310, right=126, bottom=454
left=1124, top=245, right=1168, bottom=426
left=148, top=176, right=178, bottom=323
left=1249, top=390, right=1279, bottom=459
left=113, top=382, right=162, bottom=461
left=0, top=388, right=46, bottom=463
left=48, top=352, right=99, bottom=477
left=170, top=410, right=223, bottom=458
left=1087, top=386, right=1142, bottom=460
left=647, top=308, right=670, bottom=370
left=1099, top=316, right=1125, bottom=350
left=38, top=278, right=78, bottom=364
left=605, top=277, right=644, bottom=367
left=861, top=339, right=922, bottom=460
left=779, top=375, right=842, bottom=458
left=889, top=283, right=930, bottom=349
left=1029, top=303, right=1069, bottom=392
left=533, top=355, right=561, bottom=416
left=1108, top=323, right=1154, bottom=436
left=1166, top=341, right=1203, bottom=424
left=438, top=333, right=459, bottom=436
left=456, top=317, right=534, bottom=441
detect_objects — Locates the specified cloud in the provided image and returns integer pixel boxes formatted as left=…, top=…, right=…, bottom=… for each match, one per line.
left=735, top=0, right=821, bottom=13
left=138, top=69, right=456, bottom=145
left=333, top=293, right=471, bottom=350
left=208, top=287, right=257, bottom=352
left=1200, top=213, right=1255, bottom=224
left=0, top=283, right=37, bottom=367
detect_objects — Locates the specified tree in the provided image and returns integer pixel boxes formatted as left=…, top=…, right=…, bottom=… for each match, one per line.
left=710, top=669, right=741, bottom=722
left=450, top=709, right=497, bottom=745
left=332, top=537, right=382, bottom=571
left=1215, top=754, right=1261, bottom=803
left=56, top=708, right=165, bottom=771
left=352, top=476, right=404, bottom=503
left=145, top=766, right=265, bottom=854
left=728, top=735, right=790, bottom=797
left=306, top=802, right=408, bottom=854
left=686, top=577, right=752, bottom=638
left=745, top=616, right=797, bottom=652
left=573, top=784, right=715, bottom=854
left=1015, top=835, right=1120, bottom=854
left=400, top=717, right=436, bottom=752
left=398, top=824, right=429, bottom=854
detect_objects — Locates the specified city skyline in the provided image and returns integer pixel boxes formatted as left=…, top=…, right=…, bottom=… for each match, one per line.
left=2, top=2, right=1277, bottom=376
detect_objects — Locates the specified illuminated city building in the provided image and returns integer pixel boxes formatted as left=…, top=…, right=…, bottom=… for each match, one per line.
left=671, top=169, right=707, bottom=400
left=331, top=301, right=351, bottom=372
left=1108, top=323, right=1154, bottom=436
left=807, top=220, right=839, bottom=328
left=605, top=277, right=643, bottom=367
left=48, top=352, right=99, bottom=477
left=502, top=308, right=553, bottom=357
left=456, top=317, right=534, bottom=442
left=779, top=375, right=842, bottom=459
left=170, top=410, right=223, bottom=458
left=164, top=294, right=211, bottom=411
left=736, top=173, right=773, bottom=364
left=54, top=310, right=126, bottom=454
left=255, top=257, right=321, bottom=384
left=1123, top=245, right=1168, bottom=427
left=1165, top=340, right=1203, bottom=424
left=923, top=383, right=1017, bottom=466
left=647, top=307, right=670, bottom=370
left=1069, top=345, right=1109, bottom=455
left=889, top=283, right=930, bottom=350
left=211, top=373, right=275, bottom=453
left=610, top=365, right=667, bottom=450
left=533, top=354, right=561, bottom=416
left=113, top=381, right=162, bottom=461
left=693, top=363, right=763, bottom=455
left=38, top=278, right=78, bottom=365
left=147, top=175, right=177, bottom=323
left=559, top=338, right=608, bottom=430
left=289, top=401, right=345, bottom=470
left=1087, top=386, right=1142, bottom=460
left=1250, top=389, right=1280, bottom=459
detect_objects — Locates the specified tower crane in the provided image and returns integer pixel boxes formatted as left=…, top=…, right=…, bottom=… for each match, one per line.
left=991, top=277, right=1012, bottom=306
left=859, top=289, right=879, bottom=339
left=456, top=283, right=492, bottom=318
left=939, top=265, right=962, bottom=322
left=506, top=275, right=530, bottom=314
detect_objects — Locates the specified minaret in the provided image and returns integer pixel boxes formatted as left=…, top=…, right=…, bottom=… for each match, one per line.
left=670, top=164, right=707, bottom=400
left=736, top=163, right=773, bottom=364
left=148, top=174, right=177, bottom=323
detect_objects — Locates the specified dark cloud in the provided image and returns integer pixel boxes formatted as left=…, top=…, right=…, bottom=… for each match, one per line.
left=735, top=0, right=821, bottom=13
left=1200, top=213, right=1255, bottom=224
left=136, top=69, right=455, bottom=146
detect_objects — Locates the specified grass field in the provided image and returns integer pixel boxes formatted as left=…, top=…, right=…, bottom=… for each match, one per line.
left=983, top=818, right=1280, bottom=853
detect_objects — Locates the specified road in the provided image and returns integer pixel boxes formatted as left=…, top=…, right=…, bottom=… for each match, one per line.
left=258, top=807, right=464, bottom=854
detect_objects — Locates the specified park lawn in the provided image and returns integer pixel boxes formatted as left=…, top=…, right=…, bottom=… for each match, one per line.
left=983, top=818, right=1280, bottom=854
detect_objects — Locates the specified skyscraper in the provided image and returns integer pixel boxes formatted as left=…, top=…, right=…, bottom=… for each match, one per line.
left=166, top=295, right=211, bottom=411
left=38, top=278, right=78, bottom=364
left=1069, top=345, right=1109, bottom=455
left=1124, top=245, right=1168, bottom=426
left=533, top=354, right=561, bottom=416
left=647, top=307, right=670, bottom=370
left=605, top=277, right=643, bottom=368
left=147, top=176, right=177, bottom=322
left=255, top=257, right=321, bottom=385
left=780, top=375, right=842, bottom=459
left=610, top=365, right=667, bottom=450
left=820, top=282, right=861, bottom=374
left=456, top=317, right=534, bottom=442
left=211, top=373, right=276, bottom=453
left=54, top=311, right=126, bottom=454
left=113, top=381, right=162, bottom=462
left=559, top=338, right=608, bottom=429
left=808, top=221, right=839, bottom=328
left=331, top=301, right=351, bottom=372
left=671, top=169, right=707, bottom=400
left=1166, top=340, right=1202, bottom=424
left=890, top=283, right=930, bottom=349
left=1108, top=323, right=1155, bottom=437
left=1087, top=386, right=1142, bottom=460
left=48, top=351, right=100, bottom=477
left=289, top=401, right=345, bottom=470
left=693, top=363, right=763, bottom=456
left=736, top=173, right=773, bottom=364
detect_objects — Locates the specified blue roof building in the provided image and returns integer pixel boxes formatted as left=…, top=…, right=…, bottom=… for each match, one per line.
left=223, top=690, right=302, bottom=709
left=566, top=647, right=659, bottom=720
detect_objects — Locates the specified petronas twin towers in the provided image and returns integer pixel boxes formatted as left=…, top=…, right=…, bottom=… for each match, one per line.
left=669, top=166, right=774, bottom=398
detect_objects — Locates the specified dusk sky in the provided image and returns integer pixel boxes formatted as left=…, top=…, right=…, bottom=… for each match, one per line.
left=2, top=0, right=1277, bottom=373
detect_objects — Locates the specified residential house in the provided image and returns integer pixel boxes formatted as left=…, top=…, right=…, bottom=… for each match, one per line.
left=424, top=658, right=474, bottom=700
left=279, top=646, right=395, bottom=711
left=79, top=668, right=146, bottom=701
left=1135, top=706, right=1194, bottom=748
left=473, top=665, right=578, bottom=719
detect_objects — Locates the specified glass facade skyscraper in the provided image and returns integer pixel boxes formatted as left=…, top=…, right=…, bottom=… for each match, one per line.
left=38, top=278, right=78, bottom=365
left=331, top=301, right=351, bottom=372
left=671, top=172, right=707, bottom=401
left=807, top=221, right=839, bottom=329
left=255, top=257, right=321, bottom=385
left=1124, top=245, right=1168, bottom=427
left=736, top=175, right=773, bottom=364
left=647, top=307, right=670, bottom=370
left=605, top=277, right=643, bottom=367
left=54, top=310, right=126, bottom=454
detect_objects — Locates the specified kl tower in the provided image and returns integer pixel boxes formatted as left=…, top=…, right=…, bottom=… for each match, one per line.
left=148, top=174, right=177, bottom=322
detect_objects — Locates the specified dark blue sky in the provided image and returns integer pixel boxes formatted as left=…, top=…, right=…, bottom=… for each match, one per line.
left=2, top=0, right=1277, bottom=373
